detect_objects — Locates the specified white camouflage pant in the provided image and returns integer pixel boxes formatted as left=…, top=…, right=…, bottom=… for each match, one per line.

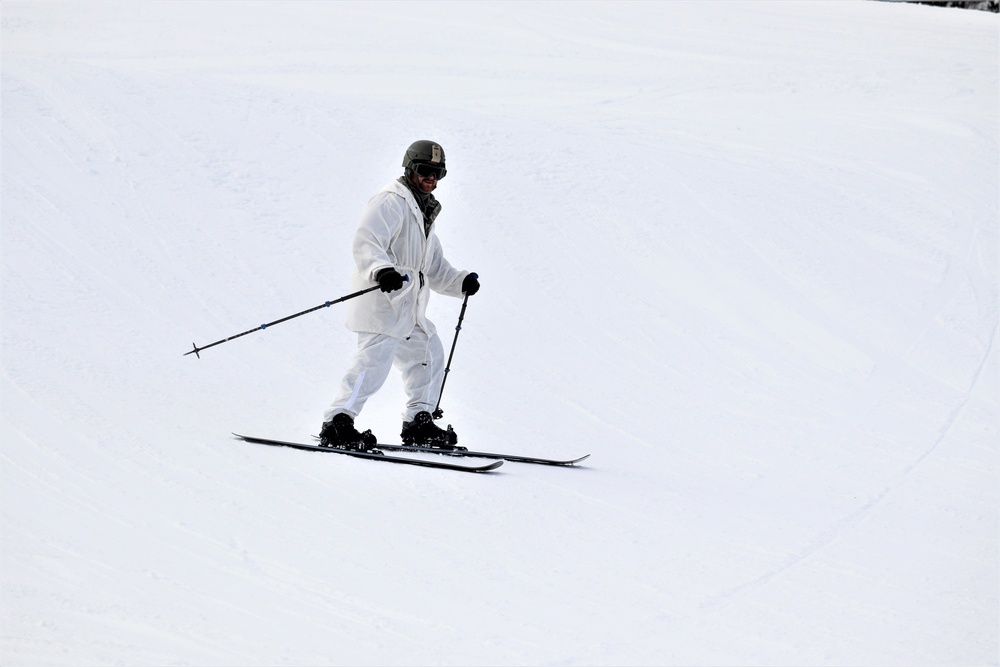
left=324, top=324, right=444, bottom=424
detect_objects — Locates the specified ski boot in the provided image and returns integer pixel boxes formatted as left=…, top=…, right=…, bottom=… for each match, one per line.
left=319, top=413, right=380, bottom=454
left=400, top=411, right=462, bottom=449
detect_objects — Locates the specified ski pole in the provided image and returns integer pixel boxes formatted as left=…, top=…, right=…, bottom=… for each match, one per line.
left=184, top=276, right=407, bottom=358
left=432, top=291, right=470, bottom=419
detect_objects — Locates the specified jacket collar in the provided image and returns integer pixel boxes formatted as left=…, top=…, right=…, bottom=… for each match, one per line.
left=388, top=178, right=441, bottom=232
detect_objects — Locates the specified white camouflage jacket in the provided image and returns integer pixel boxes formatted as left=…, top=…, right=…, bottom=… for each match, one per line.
left=344, top=179, right=470, bottom=339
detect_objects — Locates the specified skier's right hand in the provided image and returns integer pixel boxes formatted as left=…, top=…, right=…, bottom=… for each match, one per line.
left=376, top=268, right=405, bottom=293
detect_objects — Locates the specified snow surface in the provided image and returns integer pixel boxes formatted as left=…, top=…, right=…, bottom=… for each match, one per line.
left=2, top=1, right=997, bottom=665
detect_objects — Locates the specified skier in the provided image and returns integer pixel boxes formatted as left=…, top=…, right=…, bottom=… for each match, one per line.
left=320, top=140, right=480, bottom=452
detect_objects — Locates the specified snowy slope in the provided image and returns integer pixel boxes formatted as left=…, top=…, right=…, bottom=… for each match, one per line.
left=2, top=1, right=997, bottom=665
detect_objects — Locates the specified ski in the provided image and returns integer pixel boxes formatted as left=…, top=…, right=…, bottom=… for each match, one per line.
left=233, top=434, right=503, bottom=473
left=376, top=443, right=590, bottom=466
left=308, top=435, right=589, bottom=466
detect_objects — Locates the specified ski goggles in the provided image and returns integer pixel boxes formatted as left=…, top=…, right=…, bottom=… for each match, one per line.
left=413, top=162, right=447, bottom=180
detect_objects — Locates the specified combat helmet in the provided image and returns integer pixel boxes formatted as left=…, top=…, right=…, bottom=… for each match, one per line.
left=402, top=140, right=447, bottom=179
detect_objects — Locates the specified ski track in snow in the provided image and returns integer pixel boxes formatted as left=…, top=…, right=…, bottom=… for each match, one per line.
left=702, top=307, right=996, bottom=614
left=2, top=2, right=998, bottom=666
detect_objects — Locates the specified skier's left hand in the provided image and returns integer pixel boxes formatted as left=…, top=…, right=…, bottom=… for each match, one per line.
left=462, top=272, right=480, bottom=296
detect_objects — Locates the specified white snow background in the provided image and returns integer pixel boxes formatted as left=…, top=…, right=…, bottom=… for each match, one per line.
left=2, top=1, right=997, bottom=665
